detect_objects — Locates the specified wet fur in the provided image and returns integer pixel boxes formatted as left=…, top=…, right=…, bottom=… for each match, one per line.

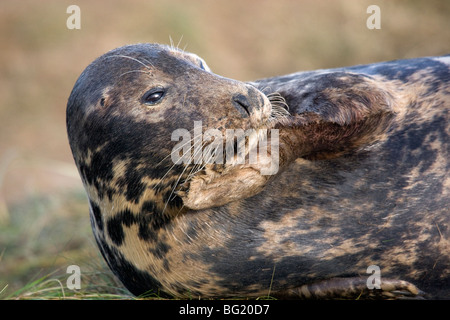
left=67, top=44, right=449, bottom=299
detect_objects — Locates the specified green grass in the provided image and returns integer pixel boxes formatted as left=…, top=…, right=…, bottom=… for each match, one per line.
left=4, top=270, right=132, bottom=300
left=0, top=190, right=133, bottom=300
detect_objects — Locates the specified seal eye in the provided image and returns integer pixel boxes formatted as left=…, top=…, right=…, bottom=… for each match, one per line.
left=142, top=88, right=166, bottom=105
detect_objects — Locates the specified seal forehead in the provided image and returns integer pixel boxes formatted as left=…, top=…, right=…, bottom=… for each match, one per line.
left=99, top=44, right=208, bottom=79
left=68, top=44, right=205, bottom=110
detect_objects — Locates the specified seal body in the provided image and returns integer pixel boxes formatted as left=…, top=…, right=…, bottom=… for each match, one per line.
left=67, top=44, right=449, bottom=299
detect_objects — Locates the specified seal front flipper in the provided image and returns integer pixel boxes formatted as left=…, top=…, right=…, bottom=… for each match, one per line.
left=279, top=277, right=425, bottom=300
left=272, top=72, right=396, bottom=160
left=177, top=166, right=268, bottom=210
left=177, top=128, right=283, bottom=210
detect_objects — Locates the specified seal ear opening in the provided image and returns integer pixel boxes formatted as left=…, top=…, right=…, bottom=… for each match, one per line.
left=98, top=87, right=115, bottom=108
left=274, top=72, right=396, bottom=160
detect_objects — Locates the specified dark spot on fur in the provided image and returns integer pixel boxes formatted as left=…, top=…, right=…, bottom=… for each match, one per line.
left=105, top=203, right=173, bottom=246
left=162, top=189, right=184, bottom=208
left=94, top=234, right=171, bottom=297
left=138, top=203, right=171, bottom=242
left=90, top=201, right=103, bottom=231
left=187, top=278, right=211, bottom=291
left=163, top=259, right=171, bottom=272
left=162, top=189, right=175, bottom=205
left=106, top=219, right=125, bottom=246
left=106, top=209, right=137, bottom=246
left=125, top=180, right=146, bottom=204
left=70, top=110, right=179, bottom=203
left=141, top=200, right=158, bottom=213
left=149, top=241, right=171, bottom=259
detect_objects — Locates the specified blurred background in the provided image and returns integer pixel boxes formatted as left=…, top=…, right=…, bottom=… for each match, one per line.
left=0, top=0, right=449, bottom=298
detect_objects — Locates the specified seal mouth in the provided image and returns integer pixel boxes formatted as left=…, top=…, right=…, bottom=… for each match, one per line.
left=170, top=92, right=290, bottom=210
left=174, top=124, right=282, bottom=210
left=184, top=91, right=289, bottom=169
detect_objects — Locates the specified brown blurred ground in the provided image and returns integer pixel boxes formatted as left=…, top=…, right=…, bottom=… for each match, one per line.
left=0, top=0, right=449, bottom=296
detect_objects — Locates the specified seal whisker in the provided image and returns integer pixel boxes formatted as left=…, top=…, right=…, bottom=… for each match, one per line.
left=169, top=35, right=185, bottom=52
left=267, top=92, right=290, bottom=123
left=183, top=142, right=218, bottom=189
left=118, top=69, right=152, bottom=79
left=154, top=131, right=197, bottom=168
left=258, top=86, right=272, bottom=95
left=186, top=126, right=222, bottom=183
left=162, top=151, right=195, bottom=214
left=153, top=123, right=209, bottom=193
left=153, top=153, right=187, bottom=191
left=176, top=35, right=184, bottom=51
left=190, top=142, right=214, bottom=177
left=267, top=92, right=289, bottom=111
left=176, top=137, right=201, bottom=184
left=185, top=136, right=210, bottom=179
left=105, top=54, right=154, bottom=70
left=152, top=140, right=197, bottom=192
left=156, top=132, right=203, bottom=201
left=182, top=123, right=209, bottom=177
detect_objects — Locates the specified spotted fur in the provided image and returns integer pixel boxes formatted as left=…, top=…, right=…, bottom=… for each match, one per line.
left=67, top=44, right=449, bottom=299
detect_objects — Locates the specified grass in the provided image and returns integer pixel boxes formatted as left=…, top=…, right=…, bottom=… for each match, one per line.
left=3, top=264, right=277, bottom=300
left=0, top=190, right=133, bottom=300
left=4, top=269, right=132, bottom=300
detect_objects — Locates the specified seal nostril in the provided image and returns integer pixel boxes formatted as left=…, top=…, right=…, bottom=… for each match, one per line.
left=232, top=94, right=251, bottom=117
